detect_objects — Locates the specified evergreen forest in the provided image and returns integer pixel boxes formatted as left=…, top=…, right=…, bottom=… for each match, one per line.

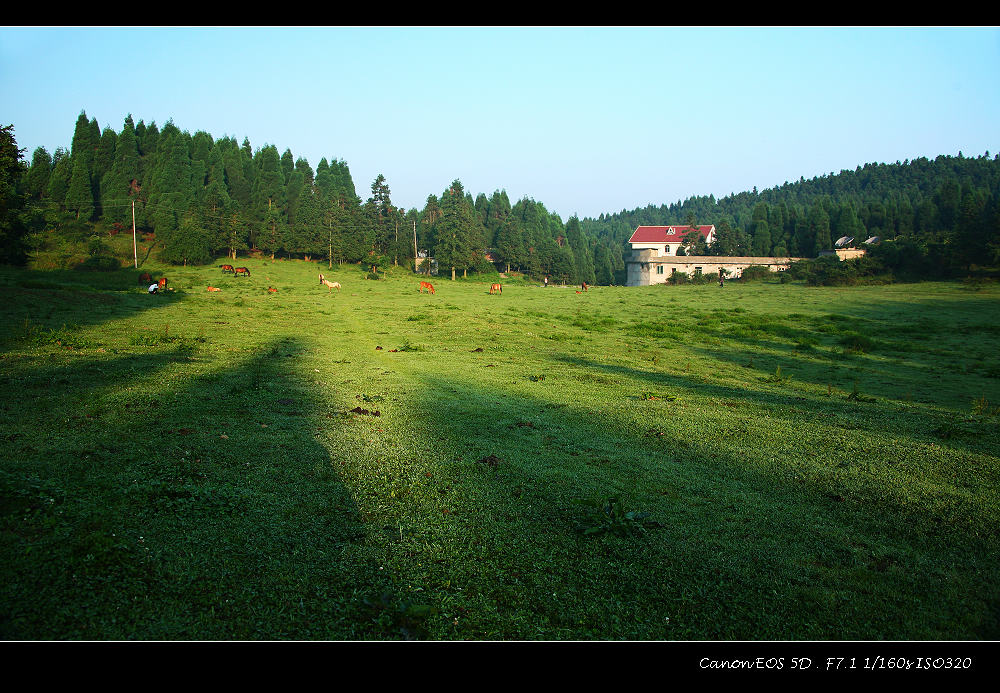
left=4, top=112, right=1000, bottom=283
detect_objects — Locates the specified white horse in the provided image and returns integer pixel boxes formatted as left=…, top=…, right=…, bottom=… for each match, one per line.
left=319, top=273, right=341, bottom=292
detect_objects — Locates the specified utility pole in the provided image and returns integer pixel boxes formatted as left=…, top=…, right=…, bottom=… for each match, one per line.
left=132, top=199, right=137, bottom=268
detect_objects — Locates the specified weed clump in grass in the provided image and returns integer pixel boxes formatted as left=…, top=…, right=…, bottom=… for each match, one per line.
left=578, top=498, right=663, bottom=537
left=845, top=380, right=876, bottom=403
left=640, top=391, right=677, bottom=401
left=762, top=366, right=791, bottom=384
left=838, top=332, right=878, bottom=354
left=478, top=454, right=501, bottom=467
left=972, top=396, right=1000, bottom=417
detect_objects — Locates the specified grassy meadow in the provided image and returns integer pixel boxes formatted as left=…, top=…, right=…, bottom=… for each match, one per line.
left=1, top=258, right=998, bottom=640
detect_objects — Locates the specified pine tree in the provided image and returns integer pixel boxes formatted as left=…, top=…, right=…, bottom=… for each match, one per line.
left=65, top=154, right=94, bottom=221
left=25, top=147, right=52, bottom=201
left=146, top=126, right=194, bottom=239
left=750, top=202, right=771, bottom=255
left=494, top=216, right=524, bottom=273
left=833, top=201, right=861, bottom=243
left=314, top=158, right=333, bottom=199
left=434, top=180, right=478, bottom=280
left=294, top=183, right=323, bottom=261
left=252, top=145, right=286, bottom=258
left=807, top=204, right=831, bottom=255
left=564, top=215, right=595, bottom=284
left=161, top=210, right=213, bottom=265
left=221, top=140, right=252, bottom=209
left=594, top=244, right=615, bottom=284
left=0, top=124, right=31, bottom=265
left=285, top=168, right=305, bottom=237
left=551, top=243, right=577, bottom=284
left=45, top=148, right=71, bottom=206
left=295, top=157, right=314, bottom=187
left=368, top=174, right=393, bottom=260
left=952, top=189, right=990, bottom=271
left=70, top=111, right=97, bottom=171
left=92, top=128, right=117, bottom=213
left=100, top=115, right=141, bottom=227
left=280, top=148, right=294, bottom=181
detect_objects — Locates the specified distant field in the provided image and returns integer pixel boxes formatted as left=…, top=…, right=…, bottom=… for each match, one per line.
left=1, top=259, right=998, bottom=640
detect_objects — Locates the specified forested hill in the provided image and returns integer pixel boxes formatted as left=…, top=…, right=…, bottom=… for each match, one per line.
left=6, top=109, right=1000, bottom=284
left=13, top=112, right=610, bottom=284
left=580, top=152, right=1000, bottom=267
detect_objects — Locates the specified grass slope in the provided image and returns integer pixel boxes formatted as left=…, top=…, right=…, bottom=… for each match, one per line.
left=1, top=260, right=998, bottom=640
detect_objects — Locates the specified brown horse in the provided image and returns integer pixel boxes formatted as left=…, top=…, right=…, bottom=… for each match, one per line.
left=581, top=282, right=588, bottom=291
left=267, top=286, right=277, bottom=293
left=234, top=267, right=250, bottom=277
left=207, top=286, right=221, bottom=292
left=220, top=264, right=235, bottom=274
left=419, top=281, right=435, bottom=294
left=138, top=272, right=152, bottom=285
left=489, top=283, right=502, bottom=294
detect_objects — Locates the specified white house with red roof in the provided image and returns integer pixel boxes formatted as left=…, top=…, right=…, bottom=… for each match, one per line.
left=628, top=225, right=716, bottom=256
left=625, top=224, right=802, bottom=286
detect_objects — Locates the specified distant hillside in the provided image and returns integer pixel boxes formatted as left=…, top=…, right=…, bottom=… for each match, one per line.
left=581, top=152, right=1000, bottom=273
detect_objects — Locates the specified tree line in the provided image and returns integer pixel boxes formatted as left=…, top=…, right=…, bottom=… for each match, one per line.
left=4, top=111, right=1000, bottom=282
left=582, top=152, right=1000, bottom=279
left=13, top=111, right=616, bottom=284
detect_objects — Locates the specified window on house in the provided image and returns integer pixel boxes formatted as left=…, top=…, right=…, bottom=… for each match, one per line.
left=656, top=265, right=664, bottom=274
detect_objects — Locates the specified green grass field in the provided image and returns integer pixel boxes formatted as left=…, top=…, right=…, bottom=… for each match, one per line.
left=1, top=259, right=998, bottom=640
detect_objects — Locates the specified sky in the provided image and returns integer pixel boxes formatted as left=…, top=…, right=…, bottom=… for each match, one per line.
left=2, top=26, right=998, bottom=220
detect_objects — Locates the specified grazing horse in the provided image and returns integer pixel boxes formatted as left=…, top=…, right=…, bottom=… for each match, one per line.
left=489, top=283, right=502, bottom=294
left=581, top=282, right=588, bottom=291
left=207, top=286, right=221, bottom=292
left=234, top=267, right=250, bottom=277
left=219, top=264, right=235, bottom=274
left=138, top=272, right=152, bottom=285
left=419, top=281, right=436, bottom=294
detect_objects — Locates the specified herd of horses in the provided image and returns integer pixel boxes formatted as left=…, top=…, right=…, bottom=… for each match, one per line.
left=220, top=264, right=251, bottom=277
left=145, top=265, right=590, bottom=298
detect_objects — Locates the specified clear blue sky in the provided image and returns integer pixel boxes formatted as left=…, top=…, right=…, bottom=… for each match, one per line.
left=2, top=26, right=998, bottom=220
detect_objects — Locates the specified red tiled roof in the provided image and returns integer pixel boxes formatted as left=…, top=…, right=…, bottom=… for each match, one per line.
left=628, top=225, right=714, bottom=244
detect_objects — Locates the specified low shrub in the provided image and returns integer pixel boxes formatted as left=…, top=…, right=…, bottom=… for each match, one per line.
left=740, top=265, right=774, bottom=282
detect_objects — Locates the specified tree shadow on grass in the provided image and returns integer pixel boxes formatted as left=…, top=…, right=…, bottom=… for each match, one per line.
left=1, top=266, right=185, bottom=340
left=369, top=368, right=999, bottom=640
left=0, top=337, right=422, bottom=640
left=550, top=351, right=1000, bottom=462
left=625, top=286, right=1000, bottom=399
